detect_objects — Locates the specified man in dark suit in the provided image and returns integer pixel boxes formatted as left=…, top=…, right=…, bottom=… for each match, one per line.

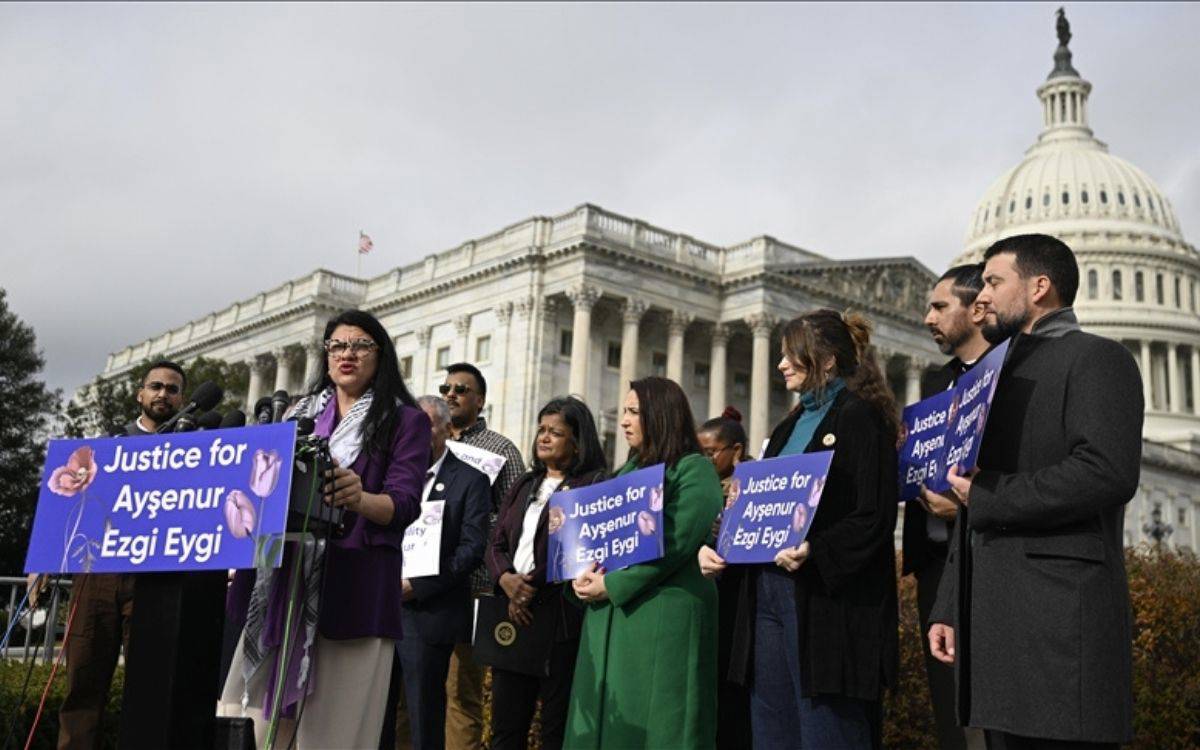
left=907, top=264, right=989, bottom=750
left=929, top=234, right=1141, bottom=750
left=380, top=395, right=491, bottom=750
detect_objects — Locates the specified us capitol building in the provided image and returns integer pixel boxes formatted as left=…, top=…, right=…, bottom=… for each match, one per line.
left=95, top=16, right=1199, bottom=550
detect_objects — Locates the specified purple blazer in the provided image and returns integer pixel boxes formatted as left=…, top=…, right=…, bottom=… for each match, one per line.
left=318, top=401, right=430, bottom=640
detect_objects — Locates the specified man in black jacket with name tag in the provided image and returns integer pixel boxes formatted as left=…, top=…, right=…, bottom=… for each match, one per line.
left=380, top=395, right=490, bottom=750
left=929, top=234, right=1141, bottom=750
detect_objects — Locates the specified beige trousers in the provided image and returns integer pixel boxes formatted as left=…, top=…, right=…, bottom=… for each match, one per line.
left=443, top=643, right=485, bottom=749
left=218, top=633, right=394, bottom=749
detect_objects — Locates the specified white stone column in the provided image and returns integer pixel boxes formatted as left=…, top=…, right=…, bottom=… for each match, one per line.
left=415, top=326, right=433, bottom=396
left=708, top=324, right=729, bottom=419
left=302, top=340, right=325, bottom=390
left=665, top=311, right=693, bottom=384
left=454, top=315, right=472, bottom=363
left=745, top=313, right=776, bottom=455
left=493, top=302, right=514, bottom=435
left=566, top=284, right=600, bottom=398
left=1191, top=347, right=1200, bottom=416
left=272, top=347, right=293, bottom=395
left=905, top=357, right=924, bottom=406
left=245, top=354, right=270, bottom=413
left=1168, top=343, right=1182, bottom=413
left=613, top=299, right=647, bottom=466
left=1139, top=340, right=1154, bottom=410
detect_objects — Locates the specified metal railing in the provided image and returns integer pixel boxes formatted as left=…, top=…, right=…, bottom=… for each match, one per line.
left=1, top=575, right=72, bottom=663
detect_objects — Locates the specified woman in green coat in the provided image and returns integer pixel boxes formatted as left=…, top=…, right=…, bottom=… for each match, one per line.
left=566, top=376, right=725, bottom=750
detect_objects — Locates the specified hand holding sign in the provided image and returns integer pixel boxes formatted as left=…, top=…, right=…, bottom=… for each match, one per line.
left=715, top=452, right=834, bottom=565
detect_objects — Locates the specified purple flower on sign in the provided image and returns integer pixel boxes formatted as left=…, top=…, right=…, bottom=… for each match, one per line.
left=637, top=510, right=656, bottom=536
left=249, top=449, right=282, bottom=498
left=548, top=506, right=566, bottom=535
left=808, top=477, right=826, bottom=509
left=648, top=485, right=663, bottom=513
left=224, top=490, right=256, bottom=539
left=49, top=446, right=98, bottom=497
left=791, top=503, right=808, bottom=534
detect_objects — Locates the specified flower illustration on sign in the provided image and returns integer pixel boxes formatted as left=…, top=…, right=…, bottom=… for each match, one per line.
left=637, top=510, right=657, bottom=536
left=244, top=448, right=284, bottom=568
left=48, top=446, right=97, bottom=497
left=53, top=445, right=99, bottom=571
left=224, top=490, right=257, bottom=539
left=249, top=449, right=282, bottom=498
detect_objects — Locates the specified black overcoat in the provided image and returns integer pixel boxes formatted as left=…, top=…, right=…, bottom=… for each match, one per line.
left=931, top=311, right=1142, bottom=742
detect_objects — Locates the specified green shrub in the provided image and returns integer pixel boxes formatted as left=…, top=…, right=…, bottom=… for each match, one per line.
left=885, top=547, right=1200, bottom=749
left=0, top=660, right=123, bottom=750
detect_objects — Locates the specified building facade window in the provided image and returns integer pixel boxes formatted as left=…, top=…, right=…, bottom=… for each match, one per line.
left=1135, top=271, right=1145, bottom=302
left=435, top=346, right=451, bottom=370
left=733, top=372, right=750, bottom=398
left=1087, top=269, right=1099, bottom=300
left=475, top=335, right=491, bottom=363
left=1112, top=270, right=1123, bottom=301
left=1174, top=277, right=1181, bottom=308
left=1156, top=274, right=1165, bottom=305
left=607, top=342, right=622, bottom=369
left=560, top=330, right=573, bottom=357
left=694, top=362, right=710, bottom=389
left=652, top=352, right=667, bottom=377
left=400, top=355, right=413, bottom=381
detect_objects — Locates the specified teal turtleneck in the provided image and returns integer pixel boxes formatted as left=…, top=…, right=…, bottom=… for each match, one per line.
left=780, top=378, right=845, bottom=456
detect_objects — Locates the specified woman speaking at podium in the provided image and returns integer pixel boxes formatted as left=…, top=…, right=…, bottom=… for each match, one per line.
left=219, top=309, right=429, bottom=749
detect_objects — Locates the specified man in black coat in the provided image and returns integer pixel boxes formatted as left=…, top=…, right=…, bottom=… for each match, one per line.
left=379, top=396, right=491, bottom=750
left=929, top=234, right=1142, bottom=749
left=907, top=263, right=989, bottom=750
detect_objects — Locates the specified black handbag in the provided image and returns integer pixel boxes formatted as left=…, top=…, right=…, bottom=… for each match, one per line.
left=472, top=594, right=557, bottom=677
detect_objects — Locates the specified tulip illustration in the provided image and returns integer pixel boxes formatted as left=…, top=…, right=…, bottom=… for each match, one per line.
left=249, top=449, right=282, bottom=499
left=49, top=446, right=97, bottom=497
left=224, top=490, right=257, bottom=539
left=637, top=510, right=657, bottom=536
left=648, top=485, right=664, bottom=513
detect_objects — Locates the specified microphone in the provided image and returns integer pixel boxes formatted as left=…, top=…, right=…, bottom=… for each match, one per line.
left=157, top=382, right=223, bottom=434
left=219, top=410, right=247, bottom=429
left=295, top=417, right=316, bottom=437
left=271, top=390, right=290, bottom=423
left=195, top=411, right=223, bottom=431
left=254, top=397, right=274, bottom=425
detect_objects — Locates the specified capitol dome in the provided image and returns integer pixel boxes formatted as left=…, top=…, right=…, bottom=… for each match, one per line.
left=955, top=11, right=1200, bottom=448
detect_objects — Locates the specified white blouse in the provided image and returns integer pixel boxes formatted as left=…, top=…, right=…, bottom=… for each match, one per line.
left=513, top=476, right=563, bottom=575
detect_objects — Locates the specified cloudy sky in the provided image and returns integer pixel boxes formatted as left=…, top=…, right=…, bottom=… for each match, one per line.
left=3, top=2, right=1197, bottom=395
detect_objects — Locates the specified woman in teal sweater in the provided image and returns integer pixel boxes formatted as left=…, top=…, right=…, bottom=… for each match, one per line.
left=566, top=376, right=725, bottom=750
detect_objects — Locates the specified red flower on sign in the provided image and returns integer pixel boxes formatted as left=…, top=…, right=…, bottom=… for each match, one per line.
left=48, top=446, right=98, bottom=497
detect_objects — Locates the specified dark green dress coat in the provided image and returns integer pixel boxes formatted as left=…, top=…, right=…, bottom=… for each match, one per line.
left=564, top=453, right=724, bottom=750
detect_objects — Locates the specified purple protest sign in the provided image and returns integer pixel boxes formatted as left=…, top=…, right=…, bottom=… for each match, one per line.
left=897, top=338, right=1009, bottom=498
left=898, top=390, right=955, bottom=501
left=546, top=464, right=665, bottom=583
left=941, top=339, right=1008, bottom=484
left=24, top=423, right=295, bottom=574
left=715, top=451, right=834, bottom=564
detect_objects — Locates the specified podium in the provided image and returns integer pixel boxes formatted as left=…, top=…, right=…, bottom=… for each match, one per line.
left=118, top=570, right=227, bottom=748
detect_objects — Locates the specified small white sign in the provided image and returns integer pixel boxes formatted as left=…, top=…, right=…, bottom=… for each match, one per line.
left=446, top=441, right=507, bottom=486
left=402, top=500, right=445, bottom=578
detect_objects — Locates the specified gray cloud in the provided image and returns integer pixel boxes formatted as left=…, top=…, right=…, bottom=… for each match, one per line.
left=2, top=2, right=1196, bottom=395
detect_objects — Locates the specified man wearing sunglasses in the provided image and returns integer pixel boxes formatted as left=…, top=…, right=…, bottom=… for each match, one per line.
left=439, top=362, right=525, bottom=750
left=55, top=360, right=186, bottom=749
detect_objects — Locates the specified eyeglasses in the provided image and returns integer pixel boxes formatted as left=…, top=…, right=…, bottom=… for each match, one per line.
left=438, top=383, right=473, bottom=396
left=142, top=381, right=182, bottom=396
left=701, top=445, right=733, bottom=460
left=325, top=339, right=378, bottom=358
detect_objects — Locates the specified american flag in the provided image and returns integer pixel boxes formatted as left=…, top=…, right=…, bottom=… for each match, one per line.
left=358, top=231, right=374, bottom=255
